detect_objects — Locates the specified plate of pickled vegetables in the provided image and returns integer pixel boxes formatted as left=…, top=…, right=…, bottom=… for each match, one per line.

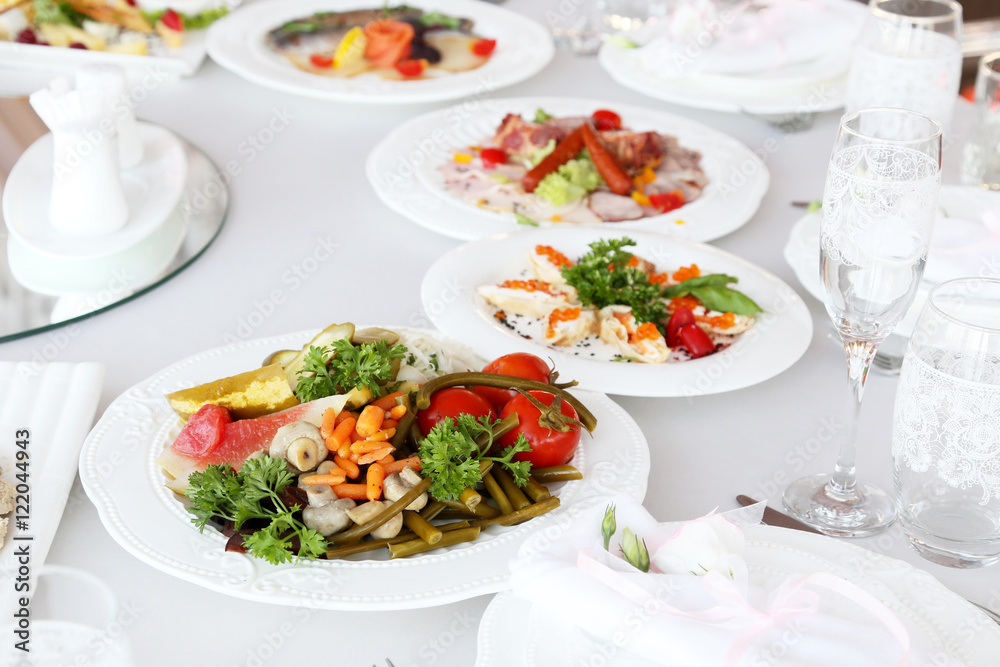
left=79, top=323, right=648, bottom=609
left=205, top=0, right=553, bottom=103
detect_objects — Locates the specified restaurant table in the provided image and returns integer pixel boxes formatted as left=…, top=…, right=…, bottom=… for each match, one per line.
left=1, top=2, right=997, bottom=665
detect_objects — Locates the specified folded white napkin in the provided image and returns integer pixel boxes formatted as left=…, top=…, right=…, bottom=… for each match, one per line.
left=924, top=205, right=1000, bottom=286
left=0, top=362, right=104, bottom=618
left=509, top=498, right=961, bottom=667
left=629, top=0, right=863, bottom=78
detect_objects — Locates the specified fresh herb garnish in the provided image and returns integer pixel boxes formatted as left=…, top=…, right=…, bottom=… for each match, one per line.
left=33, top=0, right=84, bottom=26
left=418, top=10, right=461, bottom=29
left=534, top=108, right=553, bottom=123
left=295, top=338, right=407, bottom=402
left=561, top=237, right=669, bottom=328
left=428, top=352, right=440, bottom=372
left=417, top=414, right=531, bottom=501
left=185, top=457, right=325, bottom=565
left=143, top=6, right=228, bottom=29
left=662, top=275, right=762, bottom=316
left=515, top=212, right=540, bottom=227
left=562, top=237, right=764, bottom=328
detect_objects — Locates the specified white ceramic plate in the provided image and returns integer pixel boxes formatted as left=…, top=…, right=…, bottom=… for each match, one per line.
left=206, top=0, right=553, bottom=104
left=367, top=97, right=768, bottom=242
left=597, top=0, right=866, bottom=114
left=78, top=328, right=649, bottom=610
left=421, top=228, right=813, bottom=397
left=783, top=185, right=1000, bottom=338
left=0, top=2, right=232, bottom=96
left=476, top=524, right=1000, bottom=666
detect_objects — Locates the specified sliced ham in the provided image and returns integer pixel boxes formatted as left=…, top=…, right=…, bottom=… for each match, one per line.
left=493, top=114, right=566, bottom=156
left=588, top=191, right=644, bottom=222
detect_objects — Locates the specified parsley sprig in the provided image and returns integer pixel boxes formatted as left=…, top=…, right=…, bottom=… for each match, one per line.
left=295, top=338, right=407, bottom=402
left=185, top=457, right=325, bottom=565
left=561, top=237, right=669, bottom=327
left=417, top=414, right=532, bottom=502
left=561, top=237, right=763, bottom=331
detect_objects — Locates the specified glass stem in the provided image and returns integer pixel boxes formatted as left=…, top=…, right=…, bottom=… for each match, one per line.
left=828, top=338, right=879, bottom=498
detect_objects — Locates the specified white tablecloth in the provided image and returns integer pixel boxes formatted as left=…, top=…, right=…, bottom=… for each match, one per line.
left=0, top=1, right=992, bottom=664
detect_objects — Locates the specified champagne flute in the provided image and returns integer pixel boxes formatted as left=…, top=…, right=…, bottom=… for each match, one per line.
left=783, top=107, right=943, bottom=537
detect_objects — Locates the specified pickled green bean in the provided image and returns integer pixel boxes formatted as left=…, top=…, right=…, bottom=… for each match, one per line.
left=388, top=527, right=481, bottom=558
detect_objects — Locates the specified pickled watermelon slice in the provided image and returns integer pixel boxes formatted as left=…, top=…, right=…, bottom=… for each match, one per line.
left=159, top=393, right=350, bottom=493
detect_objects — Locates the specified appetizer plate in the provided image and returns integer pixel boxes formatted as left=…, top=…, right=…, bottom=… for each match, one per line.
left=79, top=328, right=649, bottom=610
left=367, top=97, right=769, bottom=242
left=0, top=2, right=234, bottom=96
left=476, top=524, right=1000, bottom=666
left=421, top=228, right=813, bottom=397
left=206, top=0, right=554, bottom=104
left=597, top=0, right=866, bottom=114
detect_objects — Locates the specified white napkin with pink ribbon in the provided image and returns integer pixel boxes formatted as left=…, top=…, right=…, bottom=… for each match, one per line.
left=509, top=498, right=965, bottom=667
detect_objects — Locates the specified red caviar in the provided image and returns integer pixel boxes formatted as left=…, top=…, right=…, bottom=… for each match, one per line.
left=498, top=279, right=558, bottom=295
left=535, top=245, right=573, bottom=269
left=672, top=264, right=701, bottom=282
left=633, top=322, right=660, bottom=341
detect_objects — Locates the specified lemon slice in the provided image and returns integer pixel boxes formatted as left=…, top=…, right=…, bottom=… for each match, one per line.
left=334, top=26, right=367, bottom=69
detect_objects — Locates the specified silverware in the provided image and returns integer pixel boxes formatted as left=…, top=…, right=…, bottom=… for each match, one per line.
left=738, top=495, right=1000, bottom=626
left=971, top=602, right=1000, bottom=626
left=739, top=107, right=817, bottom=133
left=736, top=494, right=822, bottom=534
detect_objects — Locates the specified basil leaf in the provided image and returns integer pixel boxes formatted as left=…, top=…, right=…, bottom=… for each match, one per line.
left=687, top=286, right=762, bottom=316
left=661, top=274, right=739, bottom=298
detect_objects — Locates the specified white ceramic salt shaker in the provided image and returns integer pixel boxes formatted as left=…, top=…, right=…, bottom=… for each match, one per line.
left=29, top=76, right=129, bottom=236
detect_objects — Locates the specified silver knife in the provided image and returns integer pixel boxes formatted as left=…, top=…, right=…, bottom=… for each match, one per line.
left=736, top=494, right=823, bottom=534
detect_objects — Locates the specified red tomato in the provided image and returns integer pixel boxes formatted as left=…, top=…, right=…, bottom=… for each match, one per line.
left=417, top=387, right=497, bottom=436
left=309, top=53, right=333, bottom=68
left=479, top=147, right=507, bottom=169
left=498, top=390, right=581, bottom=468
left=394, top=59, right=426, bottom=77
left=162, top=9, right=183, bottom=31
left=473, top=352, right=551, bottom=410
left=471, top=38, right=497, bottom=56
left=591, top=109, right=622, bottom=131
left=649, top=189, right=686, bottom=213
left=666, top=307, right=695, bottom=348
left=679, top=324, right=715, bottom=358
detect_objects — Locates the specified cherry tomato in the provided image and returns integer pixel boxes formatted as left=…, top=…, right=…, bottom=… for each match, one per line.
left=591, top=109, right=622, bottom=131
left=473, top=352, right=551, bottom=411
left=666, top=307, right=696, bottom=348
left=479, top=147, right=507, bottom=169
left=649, top=189, right=686, bottom=213
left=309, top=53, right=333, bottom=68
left=161, top=8, right=183, bottom=31
left=417, top=387, right=497, bottom=436
left=471, top=38, right=497, bottom=56
left=678, top=323, right=715, bottom=358
left=497, top=390, right=581, bottom=468
left=394, top=59, right=426, bottom=77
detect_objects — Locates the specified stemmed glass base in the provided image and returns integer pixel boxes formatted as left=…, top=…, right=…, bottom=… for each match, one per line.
left=783, top=474, right=897, bottom=537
